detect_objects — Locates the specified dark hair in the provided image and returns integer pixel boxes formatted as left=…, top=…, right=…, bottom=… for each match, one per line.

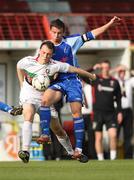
left=40, top=40, right=55, bottom=53
left=50, top=19, right=65, bottom=32
left=101, top=60, right=111, bottom=66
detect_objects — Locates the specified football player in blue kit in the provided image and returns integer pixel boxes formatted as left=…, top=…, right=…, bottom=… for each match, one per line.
left=37, top=16, right=121, bottom=162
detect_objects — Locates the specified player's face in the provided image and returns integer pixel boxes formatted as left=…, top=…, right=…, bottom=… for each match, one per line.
left=118, top=70, right=126, bottom=80
left=50, top=26, right=64, bottom=44
left=39, top=45, right=53, bottom=64
left=101, top=63, right=110, bottom=75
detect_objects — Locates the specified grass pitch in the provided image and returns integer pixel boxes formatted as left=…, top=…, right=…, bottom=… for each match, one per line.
left=0, top=160, right=134, bottom=180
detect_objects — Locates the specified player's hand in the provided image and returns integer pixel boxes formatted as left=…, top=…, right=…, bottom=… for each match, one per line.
left=93, top=63, right=101, bottom=70
left=117, top=112, right=123, bottom=124
left=110, top=16, right=122, bottom=26
left=89, top=73, right=96, bottom=81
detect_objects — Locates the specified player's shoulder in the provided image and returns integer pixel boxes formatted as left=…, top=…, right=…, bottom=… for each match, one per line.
left=18, top=56, right=38, bottom=67
left=20, top=56, right=35, bottom=61
left=50, top=58, right=57, bottom=64
left=109, top=76, right=119, bottom=83
left=49, top=59, right=61, bottom=66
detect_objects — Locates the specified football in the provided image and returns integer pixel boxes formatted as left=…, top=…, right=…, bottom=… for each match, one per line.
left=32, top=75, right=50, bottom=91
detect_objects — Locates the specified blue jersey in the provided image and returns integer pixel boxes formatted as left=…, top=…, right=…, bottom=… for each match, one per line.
left=52, top=32, right=95, bottom=80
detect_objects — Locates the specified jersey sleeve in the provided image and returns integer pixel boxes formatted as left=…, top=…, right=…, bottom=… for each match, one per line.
left=49, top=61, right=70, bottom=76
left=58, top=62, right=70, bottom=72
left=65, top=34, right=83, bottom=51
left=54, top=61, right=70, bottom=73
left=81, top=31, right=95, bottom=43
left=66, top=32, right=95, bottom=52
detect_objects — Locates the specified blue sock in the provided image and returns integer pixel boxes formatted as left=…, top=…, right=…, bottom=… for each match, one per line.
left=0, top=101, right=12, bottom=113
left=39, top=106, right=51, bottom=136
left=73, top=117, right=84, bottom=150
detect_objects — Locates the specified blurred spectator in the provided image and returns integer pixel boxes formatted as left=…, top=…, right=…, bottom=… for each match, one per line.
left=82, top=60, right=122, bottom=160
left=111, top=64, right=134, bottom=159
left=81, top=80, right=96, bottom=159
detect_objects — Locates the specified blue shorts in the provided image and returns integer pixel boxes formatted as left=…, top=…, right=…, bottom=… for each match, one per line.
left=49, top=78, right=83, bottom=103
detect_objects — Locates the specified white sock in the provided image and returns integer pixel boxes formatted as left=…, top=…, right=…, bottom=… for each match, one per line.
left=97, top=153, right=104, bottom=161
left=110, top=150, right=117, bottom=160
left=22, top=121, right=32, bottom=152
left=8, top=109, right=12, bottom=114
left=56, top=134, right=74, bottom=155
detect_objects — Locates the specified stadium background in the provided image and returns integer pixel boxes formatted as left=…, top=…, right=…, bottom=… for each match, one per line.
left=0, top=0, right=134, bottom=161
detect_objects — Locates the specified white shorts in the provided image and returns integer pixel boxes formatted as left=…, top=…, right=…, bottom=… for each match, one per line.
left=20, top=80, right=58, bottom=118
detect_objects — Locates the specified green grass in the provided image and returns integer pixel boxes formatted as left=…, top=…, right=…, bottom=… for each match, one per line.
left=0, top=160, right=134, bottom=180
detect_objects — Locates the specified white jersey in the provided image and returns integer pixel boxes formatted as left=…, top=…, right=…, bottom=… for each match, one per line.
left=17, top=56, right=70, bottom=83
left=17, top=56, right=69, bottom=117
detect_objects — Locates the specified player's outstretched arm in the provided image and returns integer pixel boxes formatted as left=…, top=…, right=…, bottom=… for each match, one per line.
left=68, top=66, right=96, bottom=81
left=91, top=16, right=121, bottom=38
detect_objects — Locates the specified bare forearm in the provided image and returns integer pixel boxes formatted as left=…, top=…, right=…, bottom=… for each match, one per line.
left=91, top=21, right=112, bottom=38
left=68, top=66, right=96, bottom=80
left=91, top=16, right=121, bottom=38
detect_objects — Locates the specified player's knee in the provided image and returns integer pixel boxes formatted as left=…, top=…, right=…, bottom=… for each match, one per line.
left=42, top=95, right=54, bottom=106
left=41, top=98, right=49, bottom=106
left=108, top=128, right=117, bottom=139
left=109, top=133, right=117, bottom=139
left=95, top=132, right=103, bottom=142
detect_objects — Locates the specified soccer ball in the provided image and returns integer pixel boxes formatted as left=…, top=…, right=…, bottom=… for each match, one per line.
left=32, top=75, right=50, bottom=91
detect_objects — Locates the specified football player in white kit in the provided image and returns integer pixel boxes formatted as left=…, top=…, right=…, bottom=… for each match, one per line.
left=17, top=40, right=96, bottom=163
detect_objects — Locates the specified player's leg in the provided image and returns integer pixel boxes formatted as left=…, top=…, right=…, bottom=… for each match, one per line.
left=108, top=127, right=117, bottom=160
left=0, top=101, right=23, bottom=115
left=18, top=103, right=35, bottom=163
left=70, top=102, right=88, bottom=163
left=37, top=102, right=74, bottom=156
left=106, top=112, right=118, bottom=160
left=93, top=111, right=104, bottom=160
left=65, top=79, right=84, bottom=153
left=70, top=102, right=84, bottom=152
left=95, top=131, right=104, bottom=160
left=65, top=79, right=88, bottom=162
left=38, top=88, right=62, bottom=141
left=0, top=101, right=13, bottom=113
left=50, top=117, right=74, bottom=156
